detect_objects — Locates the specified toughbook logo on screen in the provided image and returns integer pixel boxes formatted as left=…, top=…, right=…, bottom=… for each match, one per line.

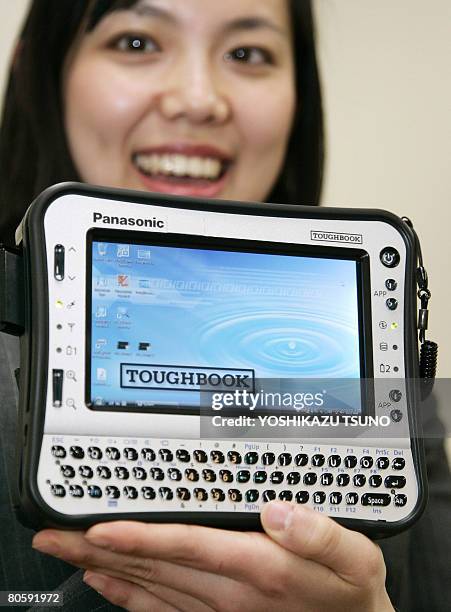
left=310, top=230, right=363, bottom=244
left=93, top=212, right=166, bottom=229
left=120, top=364, right=255, bottom=392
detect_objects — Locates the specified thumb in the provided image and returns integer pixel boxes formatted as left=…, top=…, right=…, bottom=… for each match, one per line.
left=260, top=501, right=384, bottom=586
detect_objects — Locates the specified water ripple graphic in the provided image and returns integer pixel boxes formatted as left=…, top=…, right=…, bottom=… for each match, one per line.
left=195, top=307, right=359, bottom=378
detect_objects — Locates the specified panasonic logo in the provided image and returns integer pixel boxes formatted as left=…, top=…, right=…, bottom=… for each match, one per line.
left=310, top=230, right=363, bottom=244
left=93, top=212, right=165, bottom=229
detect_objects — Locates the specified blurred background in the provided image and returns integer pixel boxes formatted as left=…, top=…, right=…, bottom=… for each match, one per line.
left=1, top=1, right=450, bottom=447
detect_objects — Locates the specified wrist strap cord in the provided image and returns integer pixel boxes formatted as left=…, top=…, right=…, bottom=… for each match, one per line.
left=402, top=217, right=438, bottom=399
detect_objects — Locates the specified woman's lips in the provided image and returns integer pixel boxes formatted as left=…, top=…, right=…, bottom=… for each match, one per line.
left=134, top=166, right=231, bottom=198
left=132, top=144, right=234, bottom=197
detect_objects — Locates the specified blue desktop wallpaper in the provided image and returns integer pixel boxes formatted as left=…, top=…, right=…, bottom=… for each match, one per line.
left=90, top=240, right=362, bottom=411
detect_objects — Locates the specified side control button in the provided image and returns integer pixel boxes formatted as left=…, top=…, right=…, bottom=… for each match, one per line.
left=54, top=244, right=65, bottom=281
left=52, top=369, right=64, bottom=407
left=391, top=409, right=403, bottom=422
left=385, top=279, right=398, bottom=291
left=386, top=298, right=398, bottom=311
left=389, top=390, right=402, bottom=402
left=380, top=247, right=400, bottom=268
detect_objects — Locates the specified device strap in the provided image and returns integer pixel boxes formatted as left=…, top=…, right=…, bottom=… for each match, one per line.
left=402, top=218, right=438, bottom=398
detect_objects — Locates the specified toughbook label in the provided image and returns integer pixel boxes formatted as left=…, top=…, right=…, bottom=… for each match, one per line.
left=93, top=212, right=166, bottom=229
left=120, top=364, right=255, bottom=392
left=310, top=230, right=363, bottom=244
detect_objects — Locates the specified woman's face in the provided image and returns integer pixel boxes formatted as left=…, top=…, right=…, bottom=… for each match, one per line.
left=64, top=0, right=296, bottom=202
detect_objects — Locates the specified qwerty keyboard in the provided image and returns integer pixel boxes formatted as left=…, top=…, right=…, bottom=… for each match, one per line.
left=38, top=435, right=416, bottom=522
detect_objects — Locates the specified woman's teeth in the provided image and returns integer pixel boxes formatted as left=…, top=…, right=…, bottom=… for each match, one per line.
left=134, top=154, right=224, bottom=180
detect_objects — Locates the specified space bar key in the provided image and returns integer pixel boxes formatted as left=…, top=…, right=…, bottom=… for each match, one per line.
left=361, top=493, right=391, bottom=506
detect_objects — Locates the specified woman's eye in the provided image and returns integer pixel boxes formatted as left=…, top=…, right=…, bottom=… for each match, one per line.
left=112, top=34, right=159, bottom=54
left=225, top=47, right=273, bottom=66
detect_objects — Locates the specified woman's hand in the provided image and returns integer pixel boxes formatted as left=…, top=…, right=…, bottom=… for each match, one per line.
left=32, top=502, right=394, bottom=612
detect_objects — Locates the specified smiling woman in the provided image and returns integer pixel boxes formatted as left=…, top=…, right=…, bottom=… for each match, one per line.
left=64, top=0, right=296, bottom=201
left=0, top=0, right=323, bottom=245
left=0, top=1, right=451, bottom=612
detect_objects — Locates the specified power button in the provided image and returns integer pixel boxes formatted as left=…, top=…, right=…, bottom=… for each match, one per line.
left=380, top=247, right=400, bottom=268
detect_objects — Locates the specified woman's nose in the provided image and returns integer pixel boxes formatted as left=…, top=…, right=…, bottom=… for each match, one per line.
left=157, top=57, right=231, bottom=125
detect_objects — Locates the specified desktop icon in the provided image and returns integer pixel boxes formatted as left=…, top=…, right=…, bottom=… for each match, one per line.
left=117, top=245, right=130, bottom=258
left=95, top=306, right=108, bottom=318
left=137, top=249, right=151, bottom=260
left=96, top=368, right=107, bottom=382
left=117, top=307, right=130, bottom=320
left=117, top=275, right=129, bottom=287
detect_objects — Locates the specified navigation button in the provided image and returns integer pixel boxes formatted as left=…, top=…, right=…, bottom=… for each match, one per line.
left=54, top=245, right=65, bottom=281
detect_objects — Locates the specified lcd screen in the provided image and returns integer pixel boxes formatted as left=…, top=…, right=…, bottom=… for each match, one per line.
left=87, top=235, right=366, bottom=414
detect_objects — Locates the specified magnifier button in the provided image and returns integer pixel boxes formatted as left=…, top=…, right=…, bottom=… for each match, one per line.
left=52, top=369, right=64, bottom=407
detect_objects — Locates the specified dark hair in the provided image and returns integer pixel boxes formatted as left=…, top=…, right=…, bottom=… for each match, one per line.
left=0, top=0, right=323, bottom=245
